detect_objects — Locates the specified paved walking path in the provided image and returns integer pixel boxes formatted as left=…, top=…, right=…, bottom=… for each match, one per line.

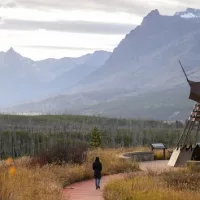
left=62, top=160, right=172, bottom=200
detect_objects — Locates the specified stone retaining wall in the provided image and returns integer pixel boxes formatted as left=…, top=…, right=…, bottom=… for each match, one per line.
left=187, top=160, right=200, bottom=167
left=119, top=151, right=154, bottom=162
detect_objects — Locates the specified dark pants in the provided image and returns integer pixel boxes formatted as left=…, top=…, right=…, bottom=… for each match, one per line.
left=95, top=178, right=100, bottom=187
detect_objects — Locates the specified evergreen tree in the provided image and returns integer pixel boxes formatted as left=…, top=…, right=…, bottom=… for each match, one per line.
left=90, top=127, right=102, bottom=148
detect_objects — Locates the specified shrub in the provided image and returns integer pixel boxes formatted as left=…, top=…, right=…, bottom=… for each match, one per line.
left=29, top=143, right=89, bottom=167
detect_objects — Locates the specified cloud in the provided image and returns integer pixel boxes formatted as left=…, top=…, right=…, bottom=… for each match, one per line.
left=18, top=45, right=112, bottom=51
left=0, top=17, right=4, bottom=25
left=2, top=0, right=200, bottom=16
left=3, top=0, right=147, bottom=15
left=1, top=19, right=136, bottom=35
left=0, top=28, right=124, bottom=60
left=1, top=0, right=200, bottom=60
left=0, top=7, right=141, bottom=24
left=0, top=0, right=17, bottom=7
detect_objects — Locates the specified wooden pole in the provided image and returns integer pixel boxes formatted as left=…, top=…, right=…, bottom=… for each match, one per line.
left=163, top=149, right=166, bottom=160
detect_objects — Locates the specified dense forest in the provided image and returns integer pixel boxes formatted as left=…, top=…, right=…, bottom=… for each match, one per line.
left=0, top=114, right=187, bottom=159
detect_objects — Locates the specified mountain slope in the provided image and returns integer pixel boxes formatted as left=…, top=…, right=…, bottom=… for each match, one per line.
left=49, top=51, right=111, bottom=91
left=68, top=9, right=200, bottom=94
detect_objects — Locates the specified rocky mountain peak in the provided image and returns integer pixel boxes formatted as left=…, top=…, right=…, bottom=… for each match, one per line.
left=141, top=9, right=161, bottom=25
left=5, top=47, right=21, bottom=58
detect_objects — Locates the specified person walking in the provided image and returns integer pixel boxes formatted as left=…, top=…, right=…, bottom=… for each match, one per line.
left=92, top=157, right=102, bottom=189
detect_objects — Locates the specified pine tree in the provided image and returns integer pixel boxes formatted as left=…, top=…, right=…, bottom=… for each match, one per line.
left=90, top=127, right=102, bottom=148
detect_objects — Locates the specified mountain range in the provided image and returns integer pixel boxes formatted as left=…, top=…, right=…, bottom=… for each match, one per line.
left=3, top=8, right=200, bottom=120
left=0, top=48, right=111, bottom=107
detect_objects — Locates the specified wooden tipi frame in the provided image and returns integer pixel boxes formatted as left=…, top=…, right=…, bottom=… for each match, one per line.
left=168, top=61, right=200, bottom=167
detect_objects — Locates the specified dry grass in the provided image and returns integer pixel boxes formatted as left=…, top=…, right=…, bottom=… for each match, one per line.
left=153, top=150, right=171, bottom=160
left=161, top=167, right=200, bottom=191
left=103, top=166, right=200, bottom=200
left=0, top=148, right=139, bottom=200
left=0, top=165, right=62, bottom=200
left=86, top=148, right=140, bottom=175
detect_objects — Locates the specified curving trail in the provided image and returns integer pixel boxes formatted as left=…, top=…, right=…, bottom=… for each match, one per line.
left=62, top=160, right=172, bottom=200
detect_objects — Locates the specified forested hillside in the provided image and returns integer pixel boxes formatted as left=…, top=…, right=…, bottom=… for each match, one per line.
left=0, top=114, right=184, bottom=159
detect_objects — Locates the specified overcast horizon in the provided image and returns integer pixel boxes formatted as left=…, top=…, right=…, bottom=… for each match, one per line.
left=1, top=0, right=200, bottom=60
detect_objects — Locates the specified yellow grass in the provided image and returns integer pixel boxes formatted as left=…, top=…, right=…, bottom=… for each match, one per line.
left=153, top=150, right=171, bottom=160
left=0, top=166, right=62, bottom=200
left=103, top=168, right=200, bottom=200
left=0, top=148, right=139, bottom=200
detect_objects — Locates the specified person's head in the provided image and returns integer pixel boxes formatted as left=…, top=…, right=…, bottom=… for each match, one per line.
left=95, top=157, right=99, bottom=162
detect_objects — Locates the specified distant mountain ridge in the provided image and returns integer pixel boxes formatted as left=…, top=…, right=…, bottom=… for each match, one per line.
left=0, top=48, right=111, bottom=107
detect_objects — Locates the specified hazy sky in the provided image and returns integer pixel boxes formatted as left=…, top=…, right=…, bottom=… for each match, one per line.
left=0, top=0, right=199, bottom=60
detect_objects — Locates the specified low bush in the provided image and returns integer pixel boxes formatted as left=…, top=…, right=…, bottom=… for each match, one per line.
left=29, top=143, right=88, bottom=167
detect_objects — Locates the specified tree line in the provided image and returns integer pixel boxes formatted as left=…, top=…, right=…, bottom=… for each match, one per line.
left=0, top=114, right=187, bottom=158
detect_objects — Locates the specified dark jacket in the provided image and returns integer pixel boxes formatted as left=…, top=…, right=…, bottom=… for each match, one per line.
left=93, top=160, right=102, bottom=179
